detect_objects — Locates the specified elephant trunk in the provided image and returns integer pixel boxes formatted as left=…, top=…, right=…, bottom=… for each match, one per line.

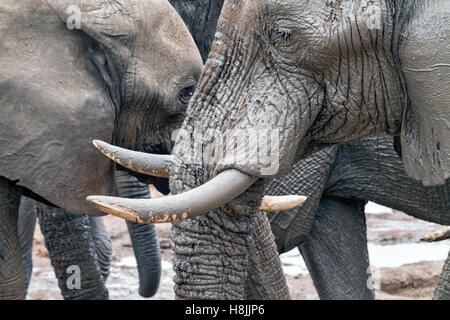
left=170, top=163, right=266, bottom=299
left=88, top=216, right=112, bottom=281
left=244, top=213, right=291, bottom=299
left=168, top=2, right=301, bottom=299
left=115, top=171, right=161, bottom=298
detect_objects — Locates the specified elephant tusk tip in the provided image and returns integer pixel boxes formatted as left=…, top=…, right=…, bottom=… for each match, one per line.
left=259, top=195, right=307, bottom=212
left=420, top=235, right=433, bottom=242
left=86, top=195, right=100, bottom=203
left=92, top=140, right=109, bottom=153
left=86, top=196, right=117, bottom=212
left=420, top=226, right=450, bottom=243
left=86, top=196, right=143, bottom=223
left=91, top=140, right=173, bottom=178
left=86, top=196, right=108, bottom=209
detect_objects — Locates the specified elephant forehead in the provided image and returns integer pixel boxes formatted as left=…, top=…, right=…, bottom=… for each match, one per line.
left=136, top=0, right=202, bottom=69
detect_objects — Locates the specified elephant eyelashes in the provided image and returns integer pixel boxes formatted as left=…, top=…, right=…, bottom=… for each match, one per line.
left=179, top=85, right=196, bottom=104
left=274, top=28, right=292, bottom=41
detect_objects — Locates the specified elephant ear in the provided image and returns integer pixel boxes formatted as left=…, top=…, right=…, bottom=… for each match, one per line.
left=399, top=5, right=450, bottom=186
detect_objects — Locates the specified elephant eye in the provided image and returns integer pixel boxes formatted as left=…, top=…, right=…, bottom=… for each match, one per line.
left=179, top=85, right=195, bottom=103
left=274, top=28, right=291, bottom=41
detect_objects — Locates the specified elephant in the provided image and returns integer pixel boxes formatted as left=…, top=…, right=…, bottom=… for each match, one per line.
left=87, top=0, right=449, bottom=299
left=0, top=0, right=203, bottom=299
left=12, top=0, right=218, bottom=301
left=259, top=133, right=449, bottom=300
left=19, top=171, right=161, bottom=300
left=168, top=0, right=450, bottom=300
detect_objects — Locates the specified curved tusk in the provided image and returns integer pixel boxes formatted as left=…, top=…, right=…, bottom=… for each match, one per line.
left=87, top=169, right=257, bottom=223
left=420, top=226, right=450, bottom=242
left=93, top=140, right=173, bottom=178
left=259, top=195, right=307, bottom=212
left=87, top=169, right=308, bottom=224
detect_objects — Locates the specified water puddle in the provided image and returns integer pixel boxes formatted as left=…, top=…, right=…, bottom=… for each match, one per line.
left=280, top=242, right=448, bottom=277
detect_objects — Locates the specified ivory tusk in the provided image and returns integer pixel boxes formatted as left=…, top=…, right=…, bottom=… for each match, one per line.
left=87, top=169, right=307, bottom=224
left=93, top=140, right=173, bottom=178
left=420, top=226, right=450, bottom=242
left=259, top=195, right=307, bottom=212
left=87, top=169, right=257, bottom=223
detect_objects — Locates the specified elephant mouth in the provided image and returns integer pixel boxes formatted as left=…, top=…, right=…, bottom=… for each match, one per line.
left=87, top=141, right=307, bottom=224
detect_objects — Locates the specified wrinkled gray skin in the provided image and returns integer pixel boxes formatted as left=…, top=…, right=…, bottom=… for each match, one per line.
left=0, top=0, right=202, bottom=299
left=168, top=0, right=289, bottom=299
left=168, top=0, right=449, bottom=299
left=262, top=134, right=449, bottom=300
left=19, top=172, right=161, bottom=300
left=20, top=199, right=110, bottom=300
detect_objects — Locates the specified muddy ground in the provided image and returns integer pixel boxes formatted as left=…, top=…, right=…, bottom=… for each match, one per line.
left=27, top=199, right=448, bottom=300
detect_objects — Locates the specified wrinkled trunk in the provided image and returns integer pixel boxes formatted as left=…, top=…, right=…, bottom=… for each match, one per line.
left=171, top=167, right=266, bottom=299
left=244, top=213, right=290, bottom=299
left=88, top=216, right=112, bottom=281
left=115, top=171, right=161, bottom=298
left=169, top=1, right=304, bottom=299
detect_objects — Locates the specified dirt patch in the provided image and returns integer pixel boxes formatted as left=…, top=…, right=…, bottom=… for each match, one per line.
left=26, top=205, right=447, bottom=300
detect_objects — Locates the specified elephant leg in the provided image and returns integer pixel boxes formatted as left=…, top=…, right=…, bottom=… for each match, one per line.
left=18, top=197, right=37, bottom=295
left=0, top=177, right=25, bottom=300
left=36, top=204, right=108, bottom=300
left=115, top=170, right=161, bottom=298
left=299, top=196, right=375, bottom=300
left=88, top=216, right=112, bottom=281
left=244, top=213, right=291, bottom=300
left=433, top=250, right=450, bottom=300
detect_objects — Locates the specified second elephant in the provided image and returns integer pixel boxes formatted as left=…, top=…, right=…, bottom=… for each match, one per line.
left=261, top=134, right=449, bottom=300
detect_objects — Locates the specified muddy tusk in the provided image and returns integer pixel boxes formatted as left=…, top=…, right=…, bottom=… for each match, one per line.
left=93, top=140, right=173, bottom=178
left=87, top=169, right=257, bottom=223
left=87, top=168, right=307, bottom=224
left=259, top=195, right=307, bottom=212
left=420, top=226, right=450, bottom=242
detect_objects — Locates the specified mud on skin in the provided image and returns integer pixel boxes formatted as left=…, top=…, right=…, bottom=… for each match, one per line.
left=168, top=0, right=449, bottom=299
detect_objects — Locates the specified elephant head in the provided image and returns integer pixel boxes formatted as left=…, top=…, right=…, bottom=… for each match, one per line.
left=88, top=0, right=449, bottom=298
left=0, top=0, right=203, bottom=215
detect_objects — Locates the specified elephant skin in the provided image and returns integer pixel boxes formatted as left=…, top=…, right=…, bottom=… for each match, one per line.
left=0, top=0, right=202, bottom=215
left=0, top=0, right=202, bottom=299
left=165, top=0, right=449, bottom=299
left=264, top=134, right=449, bottom=300
left=18, top=172, right=162, bottom=300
